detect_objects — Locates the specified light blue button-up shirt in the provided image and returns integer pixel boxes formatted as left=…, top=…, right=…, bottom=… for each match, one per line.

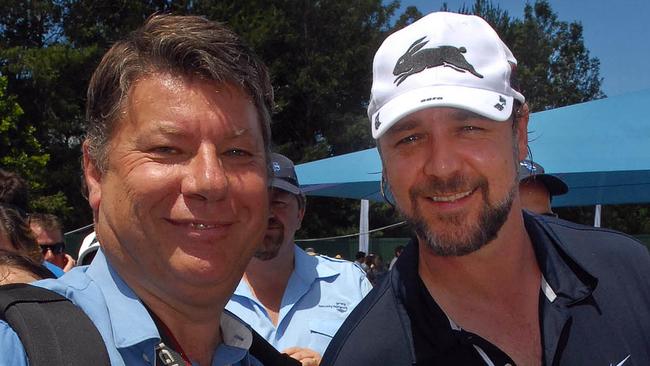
left=0, top=250, right=262, bottom=366
left=226, top=245, right=372, bottom=356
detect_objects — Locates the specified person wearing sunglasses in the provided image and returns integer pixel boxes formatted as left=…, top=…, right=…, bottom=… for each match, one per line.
left=28, top=213, right=76, bottom=272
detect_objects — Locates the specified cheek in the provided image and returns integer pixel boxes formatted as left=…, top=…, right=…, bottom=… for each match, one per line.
left=384, top=162, right=417, bottom=209
left=230, top=170, right=269, bottom=217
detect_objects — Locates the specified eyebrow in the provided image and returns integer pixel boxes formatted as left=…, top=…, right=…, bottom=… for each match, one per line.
left=449, top=109, right=488, bottom=121
left=387, top=119, right=420, bottom=135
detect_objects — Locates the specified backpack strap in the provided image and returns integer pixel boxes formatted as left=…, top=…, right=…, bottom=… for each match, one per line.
left=249, top=329, right=301, bottom=366
left=0, top=283, right=110, bottom=366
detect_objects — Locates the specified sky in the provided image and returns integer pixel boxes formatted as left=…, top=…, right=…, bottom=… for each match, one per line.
left=399, top=0, right=650, bottom=97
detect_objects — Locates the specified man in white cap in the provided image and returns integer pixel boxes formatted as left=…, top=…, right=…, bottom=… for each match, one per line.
left=322, top=12, right=650, bottom=366
left=227, top=153, right=371, bottom=366
left=518, top=160, right=568, bottom=216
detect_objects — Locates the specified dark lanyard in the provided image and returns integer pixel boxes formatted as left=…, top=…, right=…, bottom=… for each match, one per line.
left=145, top=306, right=192, bottom=366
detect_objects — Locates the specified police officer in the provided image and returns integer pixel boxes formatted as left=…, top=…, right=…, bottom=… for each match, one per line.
left=227, top=153, right=372, bottom=366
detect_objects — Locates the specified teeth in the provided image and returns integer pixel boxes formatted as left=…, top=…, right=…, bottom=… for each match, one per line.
left=190, top=223, right=214, bottom=230
left=430, top=190, right=472, bottom=202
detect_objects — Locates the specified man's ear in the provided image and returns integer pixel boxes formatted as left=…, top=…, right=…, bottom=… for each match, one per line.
left=516, top=103, right=530, bottom=161
left=82, top=141, right=103, bottom=214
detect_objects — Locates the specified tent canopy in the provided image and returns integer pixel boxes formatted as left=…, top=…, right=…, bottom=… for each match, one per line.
left=296, top=89, right=650, bottom=207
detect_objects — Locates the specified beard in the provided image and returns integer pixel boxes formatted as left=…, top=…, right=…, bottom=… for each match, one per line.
left=254, top=219, right=284, bottom=261
left=402, top=172, right=517, bottom=257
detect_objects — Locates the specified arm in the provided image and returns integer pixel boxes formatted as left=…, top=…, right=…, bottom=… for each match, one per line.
left=0, top=321, right=29, bottom=366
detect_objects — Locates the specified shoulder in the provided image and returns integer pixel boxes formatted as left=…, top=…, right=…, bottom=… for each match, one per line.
left=316, top=255, right=369, bottom=280
left=322, top=271, right=412, bottom=365
left=0, top=320, right=28, bottom=366
left=532, top=214, right=650, bottom=275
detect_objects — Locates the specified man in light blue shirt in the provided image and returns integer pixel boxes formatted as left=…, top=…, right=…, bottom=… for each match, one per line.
left=227, top=154, right=372, bottom=365
left=0, top=250, right=260, bottom=366
left=0, top=14, right=278, bottom=366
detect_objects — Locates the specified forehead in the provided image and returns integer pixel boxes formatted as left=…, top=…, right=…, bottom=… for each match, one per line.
left=30, top=223, right=63, bottom=240
left=271, top=188, right=297, bottom=200
left=117, top=73, right=259, bottom=134
left=389, top=107, right=492, bottom=132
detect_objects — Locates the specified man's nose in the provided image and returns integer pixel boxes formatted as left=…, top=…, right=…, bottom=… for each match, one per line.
left=181, top=146, right=229, bottom=201
left=423, top=136, right=462, bottom=179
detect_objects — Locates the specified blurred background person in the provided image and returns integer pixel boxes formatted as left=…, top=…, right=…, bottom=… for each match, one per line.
left=354, top=251, right=368, bottom=272
left=0, top=204, right=42, bottom=263
left=389, top=245, right=405, bottom=270
left=28, top=213, right=76, bottom=272
left=518, top=160, right=569, bottom=217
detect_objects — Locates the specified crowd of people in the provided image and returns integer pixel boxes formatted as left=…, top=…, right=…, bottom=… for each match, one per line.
left=0, top=10, right=648, bottom=366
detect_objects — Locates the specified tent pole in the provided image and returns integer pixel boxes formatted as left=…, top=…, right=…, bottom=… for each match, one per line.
left=359, top=199, right=370, bottom=254
left=594, top=204, right=602, bottom=227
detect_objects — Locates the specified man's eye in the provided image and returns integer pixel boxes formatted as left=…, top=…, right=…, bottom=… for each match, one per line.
left=462, top=125, right=483, bottom=132
left=152, top=146, right=179, bottom=154
left=224, top=149, right=251, bottom=157
left=272, top=200, right=288, bottom=208
left=397, top=135, right=419, bottom=145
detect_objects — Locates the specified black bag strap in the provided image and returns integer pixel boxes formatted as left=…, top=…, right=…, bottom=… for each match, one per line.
left=249, top=329, right=302, bottom=366
left=0, top=283, right=110, bottom=366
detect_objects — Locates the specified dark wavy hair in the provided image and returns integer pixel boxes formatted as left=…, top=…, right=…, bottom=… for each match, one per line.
left=0, top=204, right=42, bottom=262
left=0, top=248, right=55, bottom=283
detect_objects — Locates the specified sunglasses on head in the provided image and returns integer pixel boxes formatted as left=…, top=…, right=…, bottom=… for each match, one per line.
left=40, top=242, right=65, bottom=255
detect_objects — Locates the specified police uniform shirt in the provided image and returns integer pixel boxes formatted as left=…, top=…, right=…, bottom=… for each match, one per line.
left=226, top=245, right=372, bottom=356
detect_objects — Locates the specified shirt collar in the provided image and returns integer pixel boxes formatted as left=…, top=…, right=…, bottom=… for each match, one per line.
left=232, top=245, right=340, bottom=299
left=523, top=211, right=597, bottom=306
left=293, top=244, right=339, bottom=282
left=394, top=211, right=599, bottom=351
left=85, top=249, right=160, bottom=349
left=88, top=250, right=256, bottom=365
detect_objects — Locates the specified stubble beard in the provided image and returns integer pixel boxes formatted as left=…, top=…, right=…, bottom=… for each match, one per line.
left=402, top=173, right=517, bottom=257
left=254, top=222, right=284, bottom=261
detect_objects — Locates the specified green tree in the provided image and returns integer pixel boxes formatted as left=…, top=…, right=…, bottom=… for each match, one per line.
left=0, top=74, right=49, bottom=201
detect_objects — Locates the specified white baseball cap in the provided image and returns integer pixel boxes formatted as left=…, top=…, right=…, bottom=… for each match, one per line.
left=368, top=12, right=525, bottom=139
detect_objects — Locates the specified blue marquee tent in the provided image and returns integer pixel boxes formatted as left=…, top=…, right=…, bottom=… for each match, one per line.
left=296, top=89, right=650, bottom=207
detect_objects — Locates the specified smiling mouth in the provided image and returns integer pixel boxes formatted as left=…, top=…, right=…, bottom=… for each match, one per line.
left=189, top=222, right=218, bottom=230
left=428, top=189, right=474, bottom=202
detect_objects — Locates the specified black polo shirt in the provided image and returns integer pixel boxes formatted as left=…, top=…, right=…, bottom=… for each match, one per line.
left=399, top=238, right=516, bottom=365
left=396, top=212, right=650, bottom=365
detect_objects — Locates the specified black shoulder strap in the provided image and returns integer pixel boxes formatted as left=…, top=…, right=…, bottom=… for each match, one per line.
left=0, top=283, right=110, bottom=366
left=249, top=329, right=301, bottom=366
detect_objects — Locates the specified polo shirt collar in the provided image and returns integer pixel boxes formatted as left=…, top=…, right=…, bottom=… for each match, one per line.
left=86, top=249, right=159, bottom=350
left=293, top=244, right=338, bottom=283
left=394, top=212, right=599, bottom=355
left=232, top=244, right=340, bottom=300
left=523, top=211, right=597, bottom=306
left=87, top=250, right=255, bottom=365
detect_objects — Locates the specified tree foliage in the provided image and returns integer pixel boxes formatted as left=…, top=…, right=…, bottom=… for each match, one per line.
left=0, top=74, right=49, bottom=198
left=1, top=0, right=631, bottom=239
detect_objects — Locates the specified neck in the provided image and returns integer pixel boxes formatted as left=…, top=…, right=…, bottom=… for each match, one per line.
left=419, top=207, right=540, bottom=303
left=143, top=295, right=223, bottom=366
left=243, top=241, right=296, bottom=326
left=245, top=241, right=296, bottom=284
